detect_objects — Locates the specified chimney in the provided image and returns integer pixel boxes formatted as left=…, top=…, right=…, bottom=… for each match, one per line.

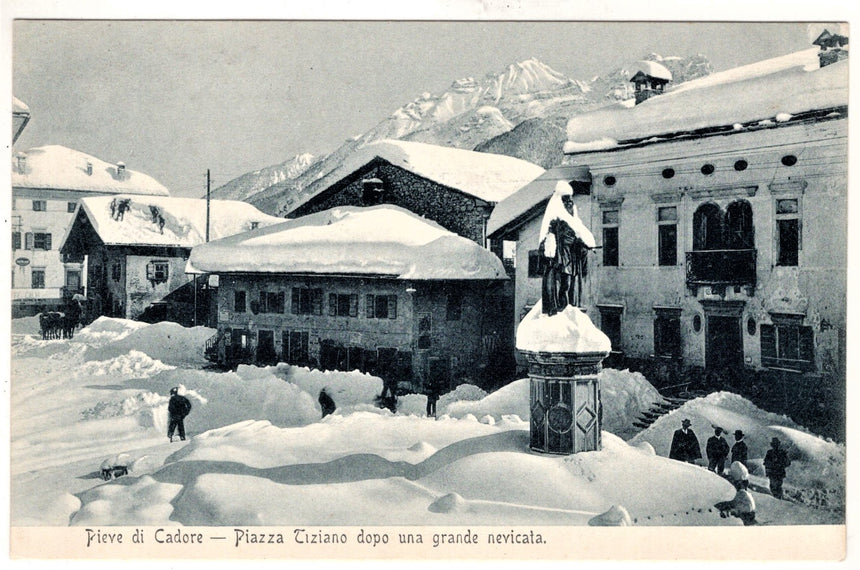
left=813, top=29, right=849, bottom=68
left=116, top=162, right=126, bottom=179
left=86, top=161, right=93, bottom=176
left=630, top=61, right=672, bottom=105
left=15, top=152, right=26, bottom=175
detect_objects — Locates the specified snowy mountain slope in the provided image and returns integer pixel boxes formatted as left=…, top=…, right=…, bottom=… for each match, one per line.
left=214, top=54, right=713, bottom=215
left=208, top=152, right=314, bottom=202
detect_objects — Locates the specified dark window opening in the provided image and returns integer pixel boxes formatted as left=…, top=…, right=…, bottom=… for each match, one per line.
left=777, top=219, right=799, bottom=266
left=598, top=308, right=622, bottom=351
left=366, top=294, right=397, bottom=319
left=658, top=224, right=677, bottom=266
left=31, top=269, right=45, bottom=289
left=282, top=330, right=310, bottom=365
left=418, top=313, right=432, bottom=349
left=234, top=291, right=246, bottom=313
left=603, top=175, right=616, bottom=187
left=12, top=231, right=21, bottom=250
left=32, top=200, right=46, bottom=211
left=67, top=202, right=77, bottom=213
left=146, top=260, right=169, bottom=283
left=734, top=160, right=748, bottom=171
left=725, top=200, right=755, bottom=249
left=603, top=227, right=619, bottom=266
left=527, top=250, right=543, bottom=278
left=661, top=168, right=675, bottom=179
left=111, top=262, right=121, bottom=282
left=693, top=203, right=723, bottom=250
left=654, top=312, right=682, bottom=358
left=27, top=232, right=52, bottom=251
left=781, top=155, right=798, bottom=167
left=260, top=291, right=285, bottom=314
left=329, top=293, right=358, bottom=317
left=701, top=163, right=715, bottom=175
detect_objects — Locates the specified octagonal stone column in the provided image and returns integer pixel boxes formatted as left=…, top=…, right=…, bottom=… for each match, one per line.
left=516, top=304, right=611, bottom=455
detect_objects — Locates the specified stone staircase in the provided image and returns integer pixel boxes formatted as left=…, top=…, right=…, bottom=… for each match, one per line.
left=632, top=383, right=709, bottom=430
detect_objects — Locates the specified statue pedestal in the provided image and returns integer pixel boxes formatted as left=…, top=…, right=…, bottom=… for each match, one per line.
left=521, top=350, right=608, bottom=455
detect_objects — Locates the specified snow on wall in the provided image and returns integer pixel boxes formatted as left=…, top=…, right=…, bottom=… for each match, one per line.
left=12, top=145, right=170, bottom=196
left=189, top=204, right=507, bottom=280
left=565, top=48, right=848, bottom=149
left=65, top=194, right=284, bottom=249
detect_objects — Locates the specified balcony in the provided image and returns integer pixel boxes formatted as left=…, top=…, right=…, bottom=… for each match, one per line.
left=686, top=249, right=756, bottom=291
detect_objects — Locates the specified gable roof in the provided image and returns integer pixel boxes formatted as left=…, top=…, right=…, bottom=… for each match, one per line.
left=188, top=204, right=507, bottom=281
left=290, top=139, right=544, bottom=213
left=12, top=145, right=171, bottom=196
left=487, top=166, right=591, bottom=239
left=564, top=48, right=848, bottom=154
left=60, top=194, right=283, bottom=250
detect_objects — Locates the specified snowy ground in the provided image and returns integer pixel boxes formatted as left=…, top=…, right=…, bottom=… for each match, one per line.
left=10, top=316, right=844, bottom=527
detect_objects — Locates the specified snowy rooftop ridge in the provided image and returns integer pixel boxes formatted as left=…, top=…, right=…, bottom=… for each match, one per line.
left=188, top=204, right=507, bottom=281
left=61, top=195, right=284, bottom=249
left=565, top=48, right=848, bottom=151
left=12, top=145, right=171, bottom=196
left=293, top=139, right=544, bottom=212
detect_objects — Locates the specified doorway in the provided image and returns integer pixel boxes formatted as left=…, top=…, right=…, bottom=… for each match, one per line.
left=706, top=315, right=743, bottom=370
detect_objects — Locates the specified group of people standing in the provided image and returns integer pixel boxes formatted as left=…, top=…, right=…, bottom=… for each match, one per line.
left=669, top=418, right=792, bottom=500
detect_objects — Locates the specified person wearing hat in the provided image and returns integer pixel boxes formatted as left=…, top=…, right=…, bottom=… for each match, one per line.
left=715, top=461, right=757, bottom=526
left=167, top=387, right=192, bottom=442
left=669, top=418, right=702, bottom=464
left=318, top=387, right=336, bottom=419
left=764, top=436, right=791, bottom=499
left=706, top=427, right=730, bottom=475
left=731, top=430, right=749, bottom=467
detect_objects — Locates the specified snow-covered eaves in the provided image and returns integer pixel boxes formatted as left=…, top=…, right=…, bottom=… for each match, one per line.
left=12, top=145, right=171, bottom=196
left=189, top=204, right=507, bottom=281
left=62, top=195, right=284, bottom=250
left=565, top=48, right=848, bottom=153
left=293, top=139, right=544, bottom=212
left=487, top=166, right=591, bottom=240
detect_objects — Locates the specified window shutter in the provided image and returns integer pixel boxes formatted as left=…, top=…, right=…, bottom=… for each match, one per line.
left=44, top=234, right=52, bottom=250
left=329, top=293, right=337, bottom=316
left=291, top=288, right=300, bottom=315
left=146, top=262, right=155, bottom=280
left=799, top=326, right=815, bottom=369
left=277, top=291, right=285, bottom=313
left=350, top=294, right=358, bottom=317
left=388, top=296, right=397, bottom=319
left=25, top=232, right=33, bottom=250
left=366, top=294, right=375, bottom=318
left=312, top=288, right=323, bottom=315
left=12, top=232, right=21, bottom=250
left=760, top=324, right=776, bottom=366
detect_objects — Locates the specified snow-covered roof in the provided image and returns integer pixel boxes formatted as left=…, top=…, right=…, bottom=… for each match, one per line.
left=487, top=166, right=591, bottom=238
left=565, top=48, right=848, bottom=152
left=631, top=61, right=672, bottom=82
left=189, top=204, right=507, bottom=281
left=62, top=195, right=284, bottom=249
left=294, top=139, right=544, bottom=211
left=12, top=145, right=171, bottom=196
left=13, top=96, right=30, bottom=115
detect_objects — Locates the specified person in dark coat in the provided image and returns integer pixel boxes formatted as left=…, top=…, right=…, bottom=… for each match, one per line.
left=426, top=384, right=440, bottom=419
left=669, top=418, right=702, bottom=463
left=731, top=430, right=749, bottom=467
left=764, top=436, right=791, bottom=499
left=167, top=387, right=192, bottom=442
left=706, top=427, right=731, bottom=474
left=318, top=388, right=336, bottom=418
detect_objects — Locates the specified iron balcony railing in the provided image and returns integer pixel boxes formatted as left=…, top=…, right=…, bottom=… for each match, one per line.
left=685, top=249, right=757, bottom=288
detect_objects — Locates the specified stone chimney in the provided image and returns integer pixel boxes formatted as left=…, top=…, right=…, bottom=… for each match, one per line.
left=814, top=29, right=849, bottom=68
left=116, top=162, right=126, bottom=179
left=86, top=161, right=93, bottom=176
left=15, top=152, right=26, bottom=175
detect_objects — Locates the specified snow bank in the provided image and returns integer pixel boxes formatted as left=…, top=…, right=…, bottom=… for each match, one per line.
left=73, top=316, right=150, bottom=346
left=75, top=350, right=175, bottom=379
left=83, top=320, right=215, bottom=366
left=11, top=316, right=41, bottom=336
left=516, top=301, right=611, bottom=353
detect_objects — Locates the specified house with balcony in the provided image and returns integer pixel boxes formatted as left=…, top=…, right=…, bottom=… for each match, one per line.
left=11, top=144, right=171, bottom=317
left=188, top=204, right=510, bottom=391
left=489, top=43, right=847, bottom=388
left=59, top=194, right=282, bottom=325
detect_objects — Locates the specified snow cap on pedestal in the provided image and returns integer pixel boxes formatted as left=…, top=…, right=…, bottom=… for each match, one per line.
left=516, top=301, right=611, bottom=353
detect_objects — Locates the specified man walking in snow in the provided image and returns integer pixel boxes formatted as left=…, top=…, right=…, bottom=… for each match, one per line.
left=706, top=427, right=730, bottom=474
left=167, top=387, right=192, bottom=442
left=669, top=418, right=702, bottom=464
left=731, top=430, right=749, bottom=468
left=764, top=436, right=791, bottom=499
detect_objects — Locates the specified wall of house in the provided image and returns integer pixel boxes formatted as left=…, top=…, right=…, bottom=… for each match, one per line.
left=214, top=274, right=498, bottom=389
left=291, top=162, right=492, bottom=245
left=563, top=117, right=847, bottom=376
left=125, top=253, right=193, bottom=320
left=11, top=188, right=88, bottom=314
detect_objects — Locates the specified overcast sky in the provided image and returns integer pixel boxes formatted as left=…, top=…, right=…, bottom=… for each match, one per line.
left=12, top=21, right=818, bottom=198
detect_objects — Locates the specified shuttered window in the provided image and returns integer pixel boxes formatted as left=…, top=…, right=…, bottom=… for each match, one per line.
left=28, top=232, right=52, bottom=250
left=761, top=322, right=814, bottom=372
left=291, top=288, right=322, bottom=315
left=146, top=260, right=169, bottom=283
left=366, top=294, right=397, bottom=319
left=12, top=232, right=21, bottom=250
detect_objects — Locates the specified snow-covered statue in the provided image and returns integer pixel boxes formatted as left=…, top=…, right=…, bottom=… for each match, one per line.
left=539, top=181, right=595, bottom=316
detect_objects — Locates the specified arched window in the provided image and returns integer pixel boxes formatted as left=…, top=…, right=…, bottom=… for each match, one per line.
left=725, top=200, right=754, bottom=249
left=693, top=203, right=724, bottom=250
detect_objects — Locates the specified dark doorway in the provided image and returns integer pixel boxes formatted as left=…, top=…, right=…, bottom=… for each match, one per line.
left=256, top=330, right=278, bottom=365
left=706, top=316, right=743, bottom=370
